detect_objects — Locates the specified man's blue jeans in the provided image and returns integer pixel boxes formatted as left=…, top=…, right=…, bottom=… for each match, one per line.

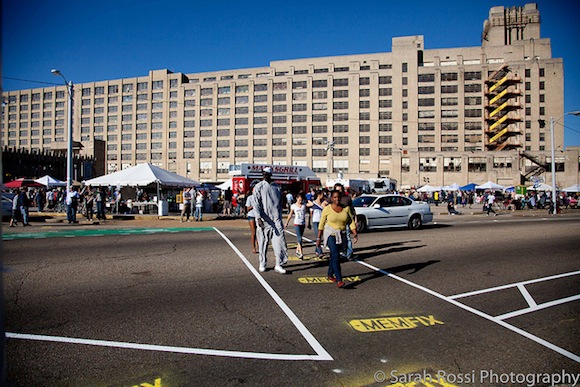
left=19, top=206, right=28, bottom=225
left=313, top=221, right=322, bottom=256
left=66, top=205, right=77, bottom=223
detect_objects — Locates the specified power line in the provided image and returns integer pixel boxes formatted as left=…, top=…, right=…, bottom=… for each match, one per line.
left=3, top=76, right=61, bottom=86
left=562, top=124, right=580, bottom=135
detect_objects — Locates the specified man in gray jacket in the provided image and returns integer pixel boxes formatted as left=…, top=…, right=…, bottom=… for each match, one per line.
left=253, top=167, right=288, bottom=274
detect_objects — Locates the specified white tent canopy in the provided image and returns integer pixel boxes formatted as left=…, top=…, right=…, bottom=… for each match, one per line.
left=35, top=175, right=66, bottom=187
left=84, top=163, right=201, bottom=188
left=216, top=179, right=232, bottom=190
left=562, top=184, right=580, bottom=193
left=526, top=183, right=554, bottom=191
left=475, top=181, right=505, bottom=190
left=417, top=184, right=441, bottom=192
left=442, top=183, right=461, bottom=191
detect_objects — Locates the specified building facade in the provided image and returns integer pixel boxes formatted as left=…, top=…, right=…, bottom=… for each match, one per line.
left=3, top=3, right=579, bottom=188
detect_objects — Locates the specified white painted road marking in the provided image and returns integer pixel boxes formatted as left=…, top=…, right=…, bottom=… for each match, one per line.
left=449, top=270, right=580, bottom=299
left=213, top=227, right=333, bottom=361
left=7, top=227, right=333, bottom=362
left=5, top=332, right=322, bottom=360
left=355, top=260, right=580, bottom=363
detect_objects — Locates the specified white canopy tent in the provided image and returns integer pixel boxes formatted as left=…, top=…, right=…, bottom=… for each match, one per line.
left=84, top=163, right=200, bottom=188
left=526, top=183, right=554, bottom=192
left=84, top=164, right=201, bottom=216
left=35, top=175, right=66, bottom=187
left=216, top=179, right=232, bottom=190
left=475, top=181, right=505, bottom=190
left=442, top=183, right=461, bottom=191
left=562, top=184, right=580, bottom=193
left=417, top=184, right=441, bottom=192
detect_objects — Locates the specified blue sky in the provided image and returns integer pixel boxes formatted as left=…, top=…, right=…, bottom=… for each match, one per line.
left=3, top=0, right=580, bottom=146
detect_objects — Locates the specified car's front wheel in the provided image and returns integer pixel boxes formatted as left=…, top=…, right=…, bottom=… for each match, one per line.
left=356, top=215, right=367, bottom=233
left=408, top=214, right=422, bottom=230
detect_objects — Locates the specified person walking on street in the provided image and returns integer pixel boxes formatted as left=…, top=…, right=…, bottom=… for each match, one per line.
left=35, top=189, right=45, bottom=212
left=9, top=192, right=20, bottom=227
left=18, top=188, right=31, bottom=226
left=310, top=190, right=328, bottom=257
left=285, top=191, right=294, bottom=214
left=334, top=183, right=357, bottom=260
left=222, top=188, right=233, bottom=216
left=315, top=189, right=358, bottom=288
left=245, top=185, right=259, bottom=253
left=486, top=192, right=497, bottom=216
left=284, top=193, right=310, bottom=258
left=253, top=167, right=288, bottom=274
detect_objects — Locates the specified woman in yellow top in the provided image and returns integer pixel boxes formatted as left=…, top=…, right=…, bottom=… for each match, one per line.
left=315, top=189, right=358, bottom=288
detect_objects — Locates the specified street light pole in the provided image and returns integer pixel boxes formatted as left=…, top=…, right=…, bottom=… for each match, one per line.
left=550, top=110, right=580, bottom=215
left=51, top=69, right=74, bottom=193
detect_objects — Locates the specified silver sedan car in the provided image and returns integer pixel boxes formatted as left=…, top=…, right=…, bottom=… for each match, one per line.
left=352, top=194, right=433, bottom=231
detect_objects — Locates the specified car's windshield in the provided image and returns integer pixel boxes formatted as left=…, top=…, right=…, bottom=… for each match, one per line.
left=352, top=196, right=376, bottom=207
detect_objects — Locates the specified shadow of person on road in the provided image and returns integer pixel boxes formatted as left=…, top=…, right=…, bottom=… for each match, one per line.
left=352, top=241, right=425, bottom=261
left=287, top=240, right=426, bottom=273
left=342, top=260, right=440, bottom=289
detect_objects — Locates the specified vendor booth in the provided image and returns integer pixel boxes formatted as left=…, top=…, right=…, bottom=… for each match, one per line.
left=84, top=163, right=200, bottom=216
left=35, top=175, right=66, bottom=187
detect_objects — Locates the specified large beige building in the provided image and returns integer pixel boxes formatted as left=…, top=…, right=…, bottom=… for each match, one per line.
left=3, top=3, right=579, bottom=188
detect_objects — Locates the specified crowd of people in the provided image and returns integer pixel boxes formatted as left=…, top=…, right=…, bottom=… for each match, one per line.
left=403, top=188, right=580, bottom=215
left=7, top=186, right=110, bottom=226
left=244, top=167, right=358, bottom=288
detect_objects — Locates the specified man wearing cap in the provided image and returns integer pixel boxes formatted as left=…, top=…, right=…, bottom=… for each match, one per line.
left=253, top=166, right=288, bottom=274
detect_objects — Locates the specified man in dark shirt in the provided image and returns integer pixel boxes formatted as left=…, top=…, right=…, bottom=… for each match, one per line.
left=333, top=183, right=357, bottom=260
left=223, top=188, right=233, bottom=216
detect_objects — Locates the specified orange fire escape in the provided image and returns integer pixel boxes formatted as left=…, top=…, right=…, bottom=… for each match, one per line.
left=484, top=65, right=523, bottom=151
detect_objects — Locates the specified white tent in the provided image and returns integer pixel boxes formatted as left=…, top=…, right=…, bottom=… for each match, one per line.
left=562, top=184, right=580, bottom=193
left=526, top=183, right=554, bottom=192
left=84, top=163, right=200, bottom=188
left=216, top=179, right=232, bottom=190
left=475, top=181, right=505, bottom=190
left=417, top=184, right=441, bottom=192
left=442, top=183, right=461, bottom=191
left=35, top=175, right=66, bottom=187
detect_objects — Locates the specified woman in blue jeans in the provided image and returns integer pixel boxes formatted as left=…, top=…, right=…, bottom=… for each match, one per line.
left=285, top=193, right=309, bottom=258
left=309, top=190, right=327, bottom=257
left=315, top=190, right=357, bottom=288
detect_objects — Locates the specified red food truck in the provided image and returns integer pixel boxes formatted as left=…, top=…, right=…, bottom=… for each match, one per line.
left=229, top=163, right=321, bottom=196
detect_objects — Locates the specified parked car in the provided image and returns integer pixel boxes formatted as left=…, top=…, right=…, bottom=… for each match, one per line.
left=352, top=194, right=433, bottom=232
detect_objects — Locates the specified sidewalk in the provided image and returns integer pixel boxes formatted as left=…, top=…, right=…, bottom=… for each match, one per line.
left=2, top=211, right=249, bottom=232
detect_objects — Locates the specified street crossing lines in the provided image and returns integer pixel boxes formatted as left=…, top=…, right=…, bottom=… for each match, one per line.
left=448, top=270, right=580, bottom=321
left=354, top=260, right=580, bottom=363
left=6, top=227, right=333, bottom=362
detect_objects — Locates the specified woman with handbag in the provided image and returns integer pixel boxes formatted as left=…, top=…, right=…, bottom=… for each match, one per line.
left=315, top=189, right=357, bottom=288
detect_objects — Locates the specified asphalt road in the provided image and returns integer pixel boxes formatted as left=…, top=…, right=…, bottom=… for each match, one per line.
left=3, top=213, right=580, bottom=387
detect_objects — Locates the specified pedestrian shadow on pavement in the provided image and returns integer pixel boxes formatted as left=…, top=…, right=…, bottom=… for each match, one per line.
left=352, top=240, right=423, bottom=261
left=287, top=241, right=425, bottom=273
left=343, top=260, right=440, bottom=289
